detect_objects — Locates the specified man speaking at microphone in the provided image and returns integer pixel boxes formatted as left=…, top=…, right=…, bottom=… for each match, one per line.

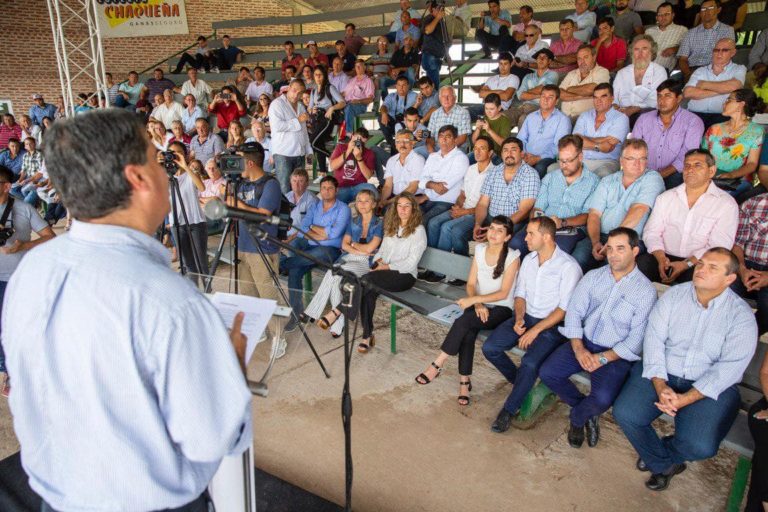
left=2, top=109, right=252, bottom=512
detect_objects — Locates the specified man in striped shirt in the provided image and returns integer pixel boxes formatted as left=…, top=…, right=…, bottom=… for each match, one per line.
left=613, top=247, right=758, bottom=491
left=732, top=192, right=768, bottom=336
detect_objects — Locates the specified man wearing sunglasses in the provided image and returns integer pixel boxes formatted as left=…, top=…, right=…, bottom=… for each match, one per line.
left=676, top=0, right=735, bottom=80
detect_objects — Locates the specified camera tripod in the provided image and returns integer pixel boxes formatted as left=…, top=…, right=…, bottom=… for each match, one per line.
left=421, top=0, right=455, bottom=85
left=205, top=175, right=330, bottom=379
left=167, top=168, right=206, bottom=281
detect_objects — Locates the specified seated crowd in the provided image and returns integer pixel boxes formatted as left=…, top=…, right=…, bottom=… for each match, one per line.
left=1, top=0, right=767, bottom=505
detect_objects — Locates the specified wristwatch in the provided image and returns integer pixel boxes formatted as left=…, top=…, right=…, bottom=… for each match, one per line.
left=685, top=258, right=694, bottom=268
left=598, top=353, right=608, bottom=365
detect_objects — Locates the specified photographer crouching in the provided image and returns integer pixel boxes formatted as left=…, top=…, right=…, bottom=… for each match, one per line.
left=2, top=110, right=252, bottom=511
left=0, top=164, right=55, bottom=396
left=163, top=141, right=210, bottom=283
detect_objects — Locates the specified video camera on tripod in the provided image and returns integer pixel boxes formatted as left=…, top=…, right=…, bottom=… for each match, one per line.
left=214, top=141, right=268, bottom=177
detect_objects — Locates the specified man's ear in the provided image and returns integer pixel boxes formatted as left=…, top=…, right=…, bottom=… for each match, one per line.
left=123, top=164, right=153, bottom=194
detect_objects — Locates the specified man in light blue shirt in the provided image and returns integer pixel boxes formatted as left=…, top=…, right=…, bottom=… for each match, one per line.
left=379, top=75, right=418, bottom=154
left=181, top=93, right=206, bottom=135
left=567, top=0, right=597, bottom=42
left=540, top=227, right=657, bottom=449
left=2, top=110, right=252, bottom=511
left=505, top=48, right=560, bottom=128
left=476, top=0, right=514, bottom=58
left=517, top=84, right=572, bottom=178
left=614, top=248, right=757, bottom=491
left=28, top=94, right=57, bottom=126
left=282, top=175, right=351, bottom=328
left=510, top=134, right=599, bottom=256
left=572, top=82, right=630, bottom=177
left=572, top=138, right=665, bottom=272
left=0, top=138, right=25, bottom=176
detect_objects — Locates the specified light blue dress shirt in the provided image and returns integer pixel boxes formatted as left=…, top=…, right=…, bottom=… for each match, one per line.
left=685, top=62, right=748, bottom=114
left=567, top=10, right=597, bottom=42
left=535, top=167, right=600, bottom=218
left=382, top=90, right=418, bottom=117
left=286, top=189, right=319, bottom=237
left=560, top=265, right=657, bottom=361
left=2, top=221, right=252, bottom=511
left=587, top=169, right=665, bottom=235
left=300, top=198, right=352, bottom=248
left=482, top=10, right=513, bottom=35
left=517, top=70, right=560, bottom=105
left=642, top=282, right=757, bottom=399
left=518, top=108, right=572, bottom=160
left=181, top=105, right=206, bottom=134
left=573, top=108, right=631, bottom=161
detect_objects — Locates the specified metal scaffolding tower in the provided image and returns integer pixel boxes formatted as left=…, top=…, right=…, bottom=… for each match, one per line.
left=46, top=0, right=109, bottom=117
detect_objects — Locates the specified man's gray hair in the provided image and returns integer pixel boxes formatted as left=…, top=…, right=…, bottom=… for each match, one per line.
left=43, top=109, right=148, bottom=220
left=631, top=34, right=658, bottom=60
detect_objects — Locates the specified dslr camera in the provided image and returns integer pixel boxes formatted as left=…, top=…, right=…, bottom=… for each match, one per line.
left=353, top=139, right=364, bottom=149
left=220, top=93, right=231, bottom=100
left=162, top=151, right=178, bottom=174
left=0, top=226, right=14, bottom=247
left=421, top=129, right=431, bottom=140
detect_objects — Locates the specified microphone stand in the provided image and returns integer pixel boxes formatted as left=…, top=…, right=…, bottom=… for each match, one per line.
left=241, top=220, right=427, bottom=512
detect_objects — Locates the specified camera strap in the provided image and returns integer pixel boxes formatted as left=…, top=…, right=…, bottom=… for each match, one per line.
left=1, top=197, right=14, bottom=229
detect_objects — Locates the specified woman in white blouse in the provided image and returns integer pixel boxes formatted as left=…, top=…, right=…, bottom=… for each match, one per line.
left=358, top=192, right=427, bottom=353
left=415, top=216, right=520, bottom=406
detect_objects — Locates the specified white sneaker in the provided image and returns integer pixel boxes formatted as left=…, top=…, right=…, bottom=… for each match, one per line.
left=211, top=66, right=220, bottom=73
left=199, top=68, right=206, bottom=74
left=271, top=337, right=287, bottom=359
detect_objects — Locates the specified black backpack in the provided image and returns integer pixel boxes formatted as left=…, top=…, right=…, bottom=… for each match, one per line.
left=247, top=175, right=295, bottom=240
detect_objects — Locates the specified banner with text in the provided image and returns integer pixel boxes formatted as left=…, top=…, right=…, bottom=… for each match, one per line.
left=96, top=0, right=189, bottom=39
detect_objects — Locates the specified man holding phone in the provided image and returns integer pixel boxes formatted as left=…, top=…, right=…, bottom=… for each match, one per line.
left=207, top=85, right=246, bottom=141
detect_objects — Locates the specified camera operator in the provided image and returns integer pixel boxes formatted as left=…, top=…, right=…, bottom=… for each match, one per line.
left=207, top=85, right=246, bottom=142
left=0, top=164, right=54, bottom=396
left=329, top=127, right=379, bottom=204
left=2, top=110, right=252, bottom=511
left=230, top=142, right=287, bottom=356
left=421, top=1, right=449, bottom=90
left=163, top=141, right=210, bottom=283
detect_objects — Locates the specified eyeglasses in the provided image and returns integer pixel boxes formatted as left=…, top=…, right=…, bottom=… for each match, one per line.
left=713, top=48, right=733, bottom=53
left=700, top=5, right=716, bottom=11
left=395, top=139, right=413, bottom=145
left=524, top=33, right=536, bottom=38
left=559, top=155, right=580, bottom=164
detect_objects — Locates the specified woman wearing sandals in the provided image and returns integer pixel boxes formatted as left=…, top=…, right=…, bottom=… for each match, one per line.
left=303, top=189, right=383, bottom=337
left=415, top=216, right=520, bottom=405
left=358, top=192, right=427, bottom=353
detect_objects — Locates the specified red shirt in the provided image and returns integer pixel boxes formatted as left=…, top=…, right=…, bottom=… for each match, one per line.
left=306, top=53, right=330, bottom=69
left=591, top=36, right=627, bottom=72
left=281, top=53, right=305, bottom=78
left=0, top=124, right=23, bottom=150
left=208, top=101, right=246, bottom=130
left=331, top=143, right=375, bottom=187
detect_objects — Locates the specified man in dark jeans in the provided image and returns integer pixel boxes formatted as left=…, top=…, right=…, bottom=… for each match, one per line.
left=420, top=1, right=448, bottom=89
left=214, top=35, right=245, bottom=71
left=0, top=164, right=55, bottom=396
left=173, top=35, right=215, bottom=74
left=732, top=192, right=768, bottom=337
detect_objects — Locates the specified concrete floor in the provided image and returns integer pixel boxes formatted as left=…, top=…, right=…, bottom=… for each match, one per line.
left=0, top=237, right=740, bottom=511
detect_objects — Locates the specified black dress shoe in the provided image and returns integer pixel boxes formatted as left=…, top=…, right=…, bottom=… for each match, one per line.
left=636, top=457, right=650, bottom=472
left=585, top=416, right=600, bottom=447
left=568, top=423, right=585, bottom=448
left=491, top=409, right=513, bottom=433
left=645, top=463, right=687, bottom=491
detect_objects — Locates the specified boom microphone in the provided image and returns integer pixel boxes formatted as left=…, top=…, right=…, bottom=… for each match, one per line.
left=203, top=198, right=293, bottom=230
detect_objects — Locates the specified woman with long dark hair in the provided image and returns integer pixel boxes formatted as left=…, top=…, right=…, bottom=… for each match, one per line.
left=415, top=216, right=520, bottom=405
left=358, top=192, right=426, bottom=353
left=309, top=65, right=346, bottom=174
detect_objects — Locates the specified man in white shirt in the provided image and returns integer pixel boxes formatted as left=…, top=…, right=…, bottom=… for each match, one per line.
left=418, top=124, right=470, bottom=227
left=483, top=216, right=583, bottom=433
left=426, top=135, right=494, bottom=257
left=645, top=2, right=687, bottom=72
left=613, top=34, right=668, bottom=127
left=269, top=79, right=312, bottom=194
left=152, top=89, right=186, bottom=130
left=244, top=66, right=274, bottom=106
left=471, top=53, right=520, bottom=119
left=380, top=129, right=425, bottom=210
left=181, top=94, right=206, bottom=135
left=512, top=25, right=549, bottom=81
left=175, top=68, right=212, bottom=106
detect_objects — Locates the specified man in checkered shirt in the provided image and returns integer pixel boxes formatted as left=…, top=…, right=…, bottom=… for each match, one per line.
left=426, top=86, right=472, bottom=153
left=732, top=192, right=768, bottom=336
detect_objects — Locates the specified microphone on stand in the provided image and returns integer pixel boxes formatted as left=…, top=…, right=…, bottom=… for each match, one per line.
left=203, top=198, right=293, bottom=230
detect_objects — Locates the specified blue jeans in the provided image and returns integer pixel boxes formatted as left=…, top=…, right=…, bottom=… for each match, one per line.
left=510, top=227, right=585, bottom=258
left=282, top=238, right=341, bottom=316
left=482, top=313, right=566, bottom=415
left=273, top=154, right=304, bottom=194
left=539, top=337, right=632, bottom=427
left=420, top=200, right=452, bottom=232
left=344, top=103, right=368, bottom=133
left=533, top=158, right=557, bottom=179
left=427, top=211, right=475, bottom=255
left=612, top=362, right=741, bottom=474
left=421, top=52, right=442, bottom=89
left=0, top=280, right=6, bottom=373
left=731, top=260, right=768, bottom=336
left=336, top=182, right=378, bottom=204
left=380, top=68, right=415, bottom=98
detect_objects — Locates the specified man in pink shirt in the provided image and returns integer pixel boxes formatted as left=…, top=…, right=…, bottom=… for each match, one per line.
left=510, top=5, right=543, bottom=52
left=638, top=148, right=739, bottom=284
left=550, top=19, right=582, bottom=75
left=342, top=59, right=375, bottom=133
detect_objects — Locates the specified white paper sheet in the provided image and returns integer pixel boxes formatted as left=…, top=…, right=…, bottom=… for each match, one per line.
left=211, top=292, right=277, bottom=363
left=427, top=303, right=464, bottom=324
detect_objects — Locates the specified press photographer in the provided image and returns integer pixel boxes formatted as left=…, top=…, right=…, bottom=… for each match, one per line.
left=2, top=110, right=251, bottom=511
left=0, top=164, right=55, bottom=396
left=163, top=141, right=210, bottom=283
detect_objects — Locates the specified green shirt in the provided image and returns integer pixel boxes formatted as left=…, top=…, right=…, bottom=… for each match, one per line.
left=480, top=115, right=512, bottom=154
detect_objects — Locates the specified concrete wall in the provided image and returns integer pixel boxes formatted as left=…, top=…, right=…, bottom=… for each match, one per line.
left=0, top=0, right=329, bottom=116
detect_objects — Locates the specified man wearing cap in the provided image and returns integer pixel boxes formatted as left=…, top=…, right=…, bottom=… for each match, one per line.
left=28, top=95, right=57, bottom=126
left=506, top=48, right=559, bottom=128
left=305, top=41, right=329, bottom=69
left=281, top=41, right=305, bottom=81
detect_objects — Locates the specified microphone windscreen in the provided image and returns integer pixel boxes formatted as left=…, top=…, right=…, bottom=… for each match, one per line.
left=203, top=198, right=227, bottom=220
